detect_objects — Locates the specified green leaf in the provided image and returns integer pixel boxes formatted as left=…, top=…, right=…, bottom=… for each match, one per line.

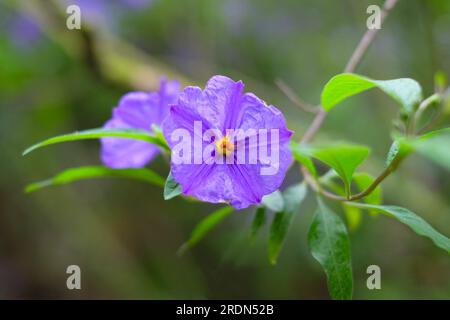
left=321, top=73, right=423, bottom=113
left=250, top=207, right=267, bottom=243
left=178, top=206, right=234, bottom=254
left=291, top=142, right=317, bottom=177
left=261, top=190, right=284, bottom=212
left=22, top=128, right=170, bottom=156
left=308, top=199, right=353, bottom=300
left=25, top=166, right=165, bottom=193
left=418, top=127, right=450, bottom=141
left=268, top=183, right=307, bottom=265
left=349, top=203, right=450, bottom=253
left=413, top=128, right=450, bottom=171
left=164, top=171, right=183, bottom=200
left=434, top=71, right=447, bottom=92
left=343, top=204, right=362, bottom=231
left=151, top=124, right=169, bottom=147
left=304, top=144, right=370, bottom=197
left=384, top=128, right=450, bottom=173
left=415, top=135, right=450, bottom=171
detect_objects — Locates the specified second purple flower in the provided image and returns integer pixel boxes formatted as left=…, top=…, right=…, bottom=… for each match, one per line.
left=101, top=79, right=180, bottom=168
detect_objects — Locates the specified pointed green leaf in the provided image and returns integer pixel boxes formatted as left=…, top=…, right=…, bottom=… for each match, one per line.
left=250, top=207, right=267, bottom=243
left=308, top=199, right=353, bottom=300
left=413, top=128, right=450, bottom=171
left=434, top=71, right=447, bottom=91
left=304, top=144, right=370, bottom=197
left=261, top=190, right=284, bottom=212
left=269, top=183, right=307, bottom=265
left=164, top=171, right=183, bottom=200
left=291, top=142, right=317, bottom=177
left=151, top=124, right=169, bottom=147
left=343, top=204, right=362, bottom=231
left=23, top=127, right=170, bottom=156
left=321, top=73, right=423, bottom=113
left=349, top=203, right=450, bottom=253
left=25, top=166, right=165, bottom=193
left=178, top=206, right=234, bottom=254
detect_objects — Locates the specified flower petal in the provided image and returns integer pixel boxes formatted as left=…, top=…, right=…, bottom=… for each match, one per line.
left=238, top=93, right=293, bottom=143
left=204, top=75, right=244, bottom=130
left=101, top=79, right=180, bottom=169
left=113, top=92, right=160, bottom=130
left=173, top=163, right=256, bottom=209
left=101, top=116, right=159, bottom=168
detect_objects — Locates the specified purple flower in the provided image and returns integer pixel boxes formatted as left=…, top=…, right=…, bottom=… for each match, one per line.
left=8, top=13, right=42, bottom=49
left=101, top=78, right=180, bottom=168
left=162, top=75, right=293, bottom=209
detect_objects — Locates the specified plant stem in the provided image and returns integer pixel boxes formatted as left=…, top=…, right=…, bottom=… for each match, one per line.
left=301, top=0, right=399, bottom=144
left=275, top=79, right=319, bottom=114
left=299, top=0, right=400, bottom=201
left=348, top=154, right=403, bottom=201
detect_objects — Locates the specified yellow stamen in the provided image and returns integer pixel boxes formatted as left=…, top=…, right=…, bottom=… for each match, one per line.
left=215, top=136, right=234, bottom=156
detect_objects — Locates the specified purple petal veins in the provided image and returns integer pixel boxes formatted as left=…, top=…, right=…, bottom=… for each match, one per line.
left=162, top=75, right=293, bottom=209
left=101, top=78, right=180, bottom=168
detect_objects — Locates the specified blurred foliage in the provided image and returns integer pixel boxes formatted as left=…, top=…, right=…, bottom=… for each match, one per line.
left=0, top=0, right=449, bottom=299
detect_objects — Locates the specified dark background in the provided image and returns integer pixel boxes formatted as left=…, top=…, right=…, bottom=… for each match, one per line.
left=0, top=0, right=449, bottom=299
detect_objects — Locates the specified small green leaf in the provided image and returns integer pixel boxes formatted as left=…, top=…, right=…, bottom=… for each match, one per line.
left=321, top=73, right=423, bottom=113
left=23, top=128, right=170, bottom=156
left=268, top=183, right=307, bottom=265
left=308, top=199, right=353, bottom=300
left=384, top=128, right=450, bottom=173
left=164, top=171, right=183, bottom=200
left=417, top=127, right=450, bottom=141
left=413, top=128, right=450, bottom=171
left=250, top=207, right=267, bottom=243
left=151, top=124, right=169, bottom=147
left=349, top=203, right=450, bottom=253
left=434, top=71, right=447, bottom=92
left=304, top=144, right=370, bottom=197
left=291, top=142, right=317, bottom=177
left=25, top=166, right=165, bottom=193
left=261, top=190, right=284, bottom=212
left=343, top=204, right=362, bottom=231
left=178, top=206, right=234, bottom=254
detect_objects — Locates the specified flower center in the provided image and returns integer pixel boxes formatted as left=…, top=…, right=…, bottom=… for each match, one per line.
left=215, top=136, right=234, bottom=156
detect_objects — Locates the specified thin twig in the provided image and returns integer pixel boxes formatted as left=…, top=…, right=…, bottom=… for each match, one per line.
left=298, top=0, right=400, bottom=202
left=344, top=0, right=398, bottom=73
left=301, top=167, right=346, bottom=201
left=275, top=79, right=318, bottom=114
left=301, top=0, right=399, bottom=144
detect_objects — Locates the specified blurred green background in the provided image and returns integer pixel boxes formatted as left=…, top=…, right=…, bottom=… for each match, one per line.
left=0, top=0, right=449, bottom=299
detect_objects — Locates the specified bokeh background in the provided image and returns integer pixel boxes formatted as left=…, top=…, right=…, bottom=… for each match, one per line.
left=0, top=0, right=449, bottom=299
